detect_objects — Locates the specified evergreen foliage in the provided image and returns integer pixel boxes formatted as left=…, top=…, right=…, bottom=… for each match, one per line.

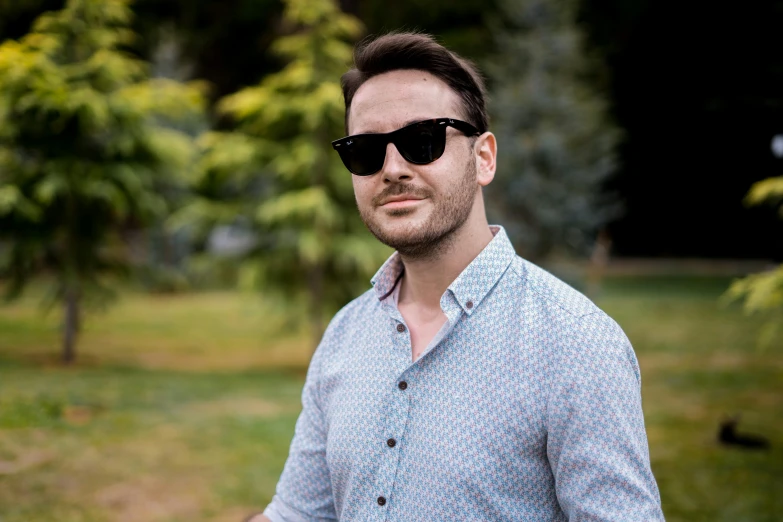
left=0, top=0, right=205, bottom=363
left=486, top=0, right=621, bottom=259
left=172, top=0, right=389, bottom=345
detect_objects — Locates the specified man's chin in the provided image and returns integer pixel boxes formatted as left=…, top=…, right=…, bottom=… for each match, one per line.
left=368, top=223, right=425, bottom=249
left=366, top=209, right=425, bottom=237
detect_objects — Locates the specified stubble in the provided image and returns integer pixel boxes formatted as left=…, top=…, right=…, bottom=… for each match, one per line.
left=358, top=158, right=478, bottom=260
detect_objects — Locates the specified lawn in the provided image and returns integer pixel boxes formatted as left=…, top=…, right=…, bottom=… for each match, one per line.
left=0, top=276, right=781, bottom=521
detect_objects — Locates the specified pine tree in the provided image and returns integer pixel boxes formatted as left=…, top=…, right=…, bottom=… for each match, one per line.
left=486, top=0, right=621, bottom=259
left=0, top=0, right=205, bottom=363
left=172, top=0, right=389, bottom=347
left=723, top=176, right=783, bottom=347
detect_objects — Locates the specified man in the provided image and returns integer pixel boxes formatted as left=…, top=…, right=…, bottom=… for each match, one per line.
left=251, top=32, right=664, bottom=521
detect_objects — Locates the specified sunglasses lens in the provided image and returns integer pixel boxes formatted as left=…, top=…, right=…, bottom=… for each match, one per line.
left=396, top=122, right=446, bottom=164
left=333, top=120, right=452, bottom=175
left=337, top=135, right=386, bottom=176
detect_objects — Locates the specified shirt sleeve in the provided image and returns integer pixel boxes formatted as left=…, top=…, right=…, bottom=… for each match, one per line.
left=263, top=331, right=337, bottom=522
left=546, top=312, right=665, bottom=521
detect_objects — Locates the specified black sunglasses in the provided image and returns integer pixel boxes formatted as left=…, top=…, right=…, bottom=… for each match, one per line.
left=331, top=118, right=481, bottom=176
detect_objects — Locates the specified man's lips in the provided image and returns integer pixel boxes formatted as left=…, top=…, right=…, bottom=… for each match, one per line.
left=379, top=196, right=425, bottom=208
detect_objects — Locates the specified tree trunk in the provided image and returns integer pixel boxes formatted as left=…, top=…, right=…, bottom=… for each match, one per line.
left=62, top=286, right=80, bottom=365
left=307, top=135, right=329, bottom=354
left=586, top=228, right=612, bottom=298
left=307, top=263, right=324, bottom=354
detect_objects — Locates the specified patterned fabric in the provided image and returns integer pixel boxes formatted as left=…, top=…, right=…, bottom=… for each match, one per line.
left=264, top=226, right=664, bottom=522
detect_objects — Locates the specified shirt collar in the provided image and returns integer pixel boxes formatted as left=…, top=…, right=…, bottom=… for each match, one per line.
left=371, top=225, right=517, bottom=314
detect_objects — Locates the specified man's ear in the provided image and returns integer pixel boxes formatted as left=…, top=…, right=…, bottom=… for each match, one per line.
left=475, top=132, right=497, bottom=187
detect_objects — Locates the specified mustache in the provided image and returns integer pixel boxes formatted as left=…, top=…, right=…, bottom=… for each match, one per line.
left=372, top=184, right=433, bottom=207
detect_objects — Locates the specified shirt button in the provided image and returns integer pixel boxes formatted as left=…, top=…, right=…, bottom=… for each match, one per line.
left=387, top=438, right=396, bottom=448
left=466, top=300, right=474, bottom=309
left=377, top=496, right=386, bottom=506
left=398, top=381, right=408, bottom=390
left=396, top=323, right=406, bottom=333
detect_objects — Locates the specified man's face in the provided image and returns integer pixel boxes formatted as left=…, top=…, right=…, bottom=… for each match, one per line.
left=348, top=69, right=483, bottom=258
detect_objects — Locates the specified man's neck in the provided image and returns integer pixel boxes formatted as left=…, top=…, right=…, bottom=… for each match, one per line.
left=398, top=220, right=494, bottom=311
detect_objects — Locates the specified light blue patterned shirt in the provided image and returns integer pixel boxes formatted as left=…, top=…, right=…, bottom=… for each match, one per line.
left=264, top=226, right=664, bottom=521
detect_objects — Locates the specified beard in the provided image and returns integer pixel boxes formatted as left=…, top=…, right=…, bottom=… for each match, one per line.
left=358, top=159, right=478, bottom=259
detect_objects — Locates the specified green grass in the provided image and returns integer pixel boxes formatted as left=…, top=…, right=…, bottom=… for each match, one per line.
left=0, top=368, right=303, bottom=522
left=598, top=276, right=783, bottom=522
left=1, top=276, right=782, bottom=521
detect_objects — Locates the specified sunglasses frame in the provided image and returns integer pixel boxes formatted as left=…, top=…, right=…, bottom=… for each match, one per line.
left=331, top=118, right=481, bottom=176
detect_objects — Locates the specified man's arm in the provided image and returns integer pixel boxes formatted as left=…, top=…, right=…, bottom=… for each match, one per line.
left=546, top=312, right=664, bottom=521
left=255, top=319, right=340, bottom=522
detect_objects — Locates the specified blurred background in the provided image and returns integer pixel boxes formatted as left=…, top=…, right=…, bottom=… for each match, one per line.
left=0, top=0, right=781, bottom=520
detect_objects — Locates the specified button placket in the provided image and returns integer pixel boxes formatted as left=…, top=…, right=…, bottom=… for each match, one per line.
left=372, top=369, right=413, bottom=519
left=372, top=315, right=412, bottom=514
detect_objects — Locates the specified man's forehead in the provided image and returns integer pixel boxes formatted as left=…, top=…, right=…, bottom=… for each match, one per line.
left=348, top=70, right=462, bottom=134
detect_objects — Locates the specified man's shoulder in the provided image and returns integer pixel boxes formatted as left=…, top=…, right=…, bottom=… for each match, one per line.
left=320, top=288, right=378, bottom=338
left=508, top=257, right=638, bottom=377
left=309, top=288, right=377, bottom=365
left=508, top=255, right=601, bottom=320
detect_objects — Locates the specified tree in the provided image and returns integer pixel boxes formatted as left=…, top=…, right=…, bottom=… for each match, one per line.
left=172, top=0, right=389, bottom=348
left=723, top=176, right=783, bottom=348
left=485, top=0, right=621, bottom=259
left=0, top=0, right=205, bottom=363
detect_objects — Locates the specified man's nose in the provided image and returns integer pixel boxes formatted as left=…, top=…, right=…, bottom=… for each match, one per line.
left=381, top=142, right=413, bottom=183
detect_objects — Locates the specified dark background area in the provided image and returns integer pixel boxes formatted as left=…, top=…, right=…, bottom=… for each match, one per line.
left=3, top=0, right=782, bottom=259
left=583, top=0, right=783, bottom=259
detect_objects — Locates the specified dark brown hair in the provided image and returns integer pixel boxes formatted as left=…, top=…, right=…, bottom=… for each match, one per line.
left=341, top=32, right=489, bottom=134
